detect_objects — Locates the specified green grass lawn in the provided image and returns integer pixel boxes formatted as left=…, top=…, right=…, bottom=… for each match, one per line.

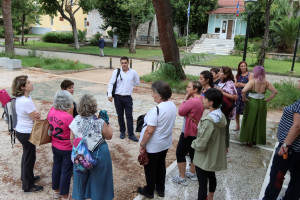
left=9, top=41, right=300, bottom=76
left=14, top=41, right=164, bottom=59
left=195, top=54, right=300, bottom=76
left=0, top=53, right=92, bottom=70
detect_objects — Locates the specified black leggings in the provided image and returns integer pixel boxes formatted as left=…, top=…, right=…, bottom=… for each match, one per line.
left=196, top=166, right=217, bottom=200
left=176, top=132, right=196, bottom=163
left=16, top=132, right=36, bottom=191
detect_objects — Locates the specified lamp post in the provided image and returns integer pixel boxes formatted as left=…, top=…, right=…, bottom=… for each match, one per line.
left=291, top=21, right=300, bottom=72
left=242, top=0, right=257, bottom=62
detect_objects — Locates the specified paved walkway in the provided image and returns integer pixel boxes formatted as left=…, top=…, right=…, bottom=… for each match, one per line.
left=0, top=48, right=295, bottom=199
left=0, top=47, right=299, bottom=84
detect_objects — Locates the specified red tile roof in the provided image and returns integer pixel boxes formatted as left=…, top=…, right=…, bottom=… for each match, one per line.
left=218, top=0, right=244, bottom=7
left=209, top=0, right=245, bottom=14
left=209, top=7, right=245, bottom=14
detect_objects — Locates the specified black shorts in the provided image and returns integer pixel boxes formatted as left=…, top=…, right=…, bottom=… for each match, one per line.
left=176, top=132, right=196, bottom=163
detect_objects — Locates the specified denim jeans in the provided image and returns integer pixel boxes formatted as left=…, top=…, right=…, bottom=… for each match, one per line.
left=263, top=144, right=300, bottom=200
left=52, top=146, right=73, bottom=195
left=114, top=95, right=134, bottom=136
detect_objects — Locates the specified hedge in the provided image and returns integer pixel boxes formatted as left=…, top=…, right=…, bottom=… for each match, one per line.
left=42, top=32, right=74, bottom=44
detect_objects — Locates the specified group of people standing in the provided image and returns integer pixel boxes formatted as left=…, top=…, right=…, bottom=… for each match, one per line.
left=10, top=56, right=300, bottom=200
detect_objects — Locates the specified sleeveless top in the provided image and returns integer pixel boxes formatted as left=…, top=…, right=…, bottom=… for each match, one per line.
left=248, top=80, right=267, bottom=99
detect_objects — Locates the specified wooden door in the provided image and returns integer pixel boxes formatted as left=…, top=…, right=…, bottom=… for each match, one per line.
left=226, top=20, right=233, bottom=39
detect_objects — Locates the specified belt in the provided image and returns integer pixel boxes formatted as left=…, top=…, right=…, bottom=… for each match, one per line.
left=115, top=94, right=131, bottom=97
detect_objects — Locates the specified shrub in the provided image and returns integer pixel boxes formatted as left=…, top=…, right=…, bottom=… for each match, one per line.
left=0, top=27, right=4, bottom=38
left=176, top=33, right=199, bottom=47
left=176, top=38, right=186, bottom=47
left=42, top=32, right=74, bottom=44
left=90, top=32, right=103, bottom=46
left=234, top=35, right=245, bottom=51
left=107, top=30, right=113, bottom=38
left=78, top=29, right=87, bottom=42
left=265, top=81, right=300, bottom=109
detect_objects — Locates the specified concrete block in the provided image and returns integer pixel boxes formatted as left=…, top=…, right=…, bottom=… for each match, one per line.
left=0, top=57, right=11, bottom=68
left=9, top=59, right=22, bottom=70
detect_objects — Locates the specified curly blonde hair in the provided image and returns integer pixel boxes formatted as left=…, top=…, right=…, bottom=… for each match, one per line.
left=77, top=94, right=98, bottom=116
left=11, top=75, right=28, bottom=97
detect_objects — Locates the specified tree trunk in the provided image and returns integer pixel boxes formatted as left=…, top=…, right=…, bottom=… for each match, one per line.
left=21, top=14, right=25, bottom=46
left=61, top=4, right=80, bottom=49
left=289, top=0, right=294, bottom=18
left=257, top=0, right=273, bottom=66
left=71, top=19, right=80, bottom=49
left=152, top=0, right=185, bottom=80
left=147, top=19, right=153, bottom=44
left=1, top=0, right=14, bottom=53
left=129, top=14, right=138, bottom=54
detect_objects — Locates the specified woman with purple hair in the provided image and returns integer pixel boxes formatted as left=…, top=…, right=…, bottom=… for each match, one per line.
left=240, top=66, right=278, bottom=146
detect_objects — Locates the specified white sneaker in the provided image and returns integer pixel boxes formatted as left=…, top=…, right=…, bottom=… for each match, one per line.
left=226, top=152, right=230, bottom=158
left=172, top=175, right=188, bottom=186
left=185, top=171, right=197, bottom=181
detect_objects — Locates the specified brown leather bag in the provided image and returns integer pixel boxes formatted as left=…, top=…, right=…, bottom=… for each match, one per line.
left=138, top=149, right=149, bottom=166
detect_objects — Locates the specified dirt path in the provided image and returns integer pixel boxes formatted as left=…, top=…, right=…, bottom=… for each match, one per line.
left=0, top=67, right=284, bottom=200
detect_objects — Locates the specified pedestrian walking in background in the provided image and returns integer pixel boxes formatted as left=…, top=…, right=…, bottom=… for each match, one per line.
left=240, top=66, right=277, bottom=146
left=47, top=91, right=74, bottom=200
left=262, top=79, right=300, bottom=200
left=70, top=94, right=114, bottom=200
left=234, top=61, right=252, bottom=131
left=173, top=81, right=204, bottom=186
left=12, top=75, right=43, bottom=193
left=107, top=56, right=140, bottom=142
left=191, top=88, right=227, bottom=200
left=138, top=81, right=177, bottom=199
left=98, top=36, right=105, bottom=57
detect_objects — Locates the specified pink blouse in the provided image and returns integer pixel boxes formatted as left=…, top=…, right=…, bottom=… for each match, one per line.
left=178, top=96, right=204, bottom=137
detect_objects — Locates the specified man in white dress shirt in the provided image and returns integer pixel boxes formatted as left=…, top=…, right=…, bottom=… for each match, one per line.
left=107, top=56, right=140, bottom=142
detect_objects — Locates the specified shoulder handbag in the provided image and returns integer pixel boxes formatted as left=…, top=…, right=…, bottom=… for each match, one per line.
left=137, top=106, right=159, bottom=166
left=220, top=84, right=235, bottom=117
left=111, top=68, right=121, bottom=97
left=29, top=118, right=52, bottom=146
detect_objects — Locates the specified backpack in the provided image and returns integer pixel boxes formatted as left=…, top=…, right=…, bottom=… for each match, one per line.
left=71, top=138, right=99, bottom=173
left=1, top=89, right=17, bottom=147
left=135, top=106, right=159, bottom=132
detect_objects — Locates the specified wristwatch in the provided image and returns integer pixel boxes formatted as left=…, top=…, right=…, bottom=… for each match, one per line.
left=283, top=143, right=291, bottom=148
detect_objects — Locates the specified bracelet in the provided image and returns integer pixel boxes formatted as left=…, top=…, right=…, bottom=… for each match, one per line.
left=106, top=121, right=110, bottom=125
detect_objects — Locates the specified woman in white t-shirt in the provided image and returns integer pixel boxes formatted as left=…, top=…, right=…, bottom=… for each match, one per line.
left=138, top=81, right=177, bottom=199
left=12, top=75, right=43, bottom=193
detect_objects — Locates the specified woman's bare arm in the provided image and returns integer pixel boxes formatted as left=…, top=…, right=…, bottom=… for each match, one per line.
left=102, top=122, right=113, bottom=140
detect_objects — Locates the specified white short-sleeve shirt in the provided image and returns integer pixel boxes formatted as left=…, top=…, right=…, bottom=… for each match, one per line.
left=139, top=101, right=177, bottom=153
left=15, top=96, right=37, bottom=133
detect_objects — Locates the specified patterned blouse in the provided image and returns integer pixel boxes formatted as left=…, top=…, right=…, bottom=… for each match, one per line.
left=69, top=115, right=105, bottom=152
left=218, top=80, right=238, bottom=119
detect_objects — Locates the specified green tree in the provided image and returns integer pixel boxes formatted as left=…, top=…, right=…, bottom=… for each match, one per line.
left=94, top=0, right=131, bottom=46
left=120, top=0, right=154, bottom=53
left=96, top=0, right=154, bottom=53
left=171, top=0, right=217, bottom=36
left=152, top=0, right=185, bottom=80
left=11, top=0, right=40, bottom=45
left=257, top=0, right=275, bottom=66
left=1, top=0, right=14, bottom=53
left=270, top=17, right=300, bottom=53
left=38, top=0, right=96, bottom=49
